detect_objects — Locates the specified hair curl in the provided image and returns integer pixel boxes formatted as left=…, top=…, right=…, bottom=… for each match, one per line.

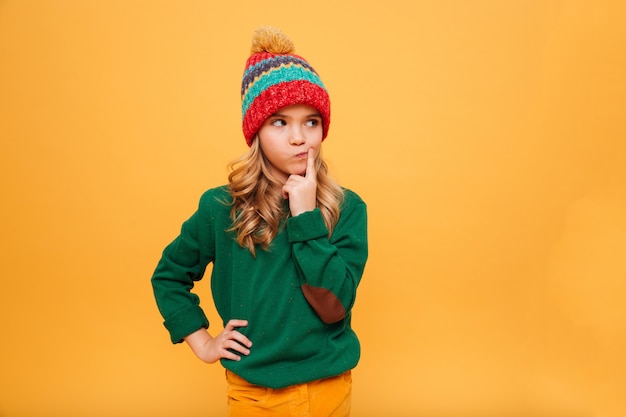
left=227, top=138, right=343, bottom=256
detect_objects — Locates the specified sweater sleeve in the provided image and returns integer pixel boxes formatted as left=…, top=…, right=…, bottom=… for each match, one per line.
left=151, top=193, right=216, bottom=343
left=286, top=192, right=368, bottom=323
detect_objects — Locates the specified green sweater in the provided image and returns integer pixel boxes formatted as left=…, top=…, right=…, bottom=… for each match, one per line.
left=151, top=186, right=368, bottom=389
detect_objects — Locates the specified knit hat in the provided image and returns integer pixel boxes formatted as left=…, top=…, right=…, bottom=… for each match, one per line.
left=241, top=26, right=331, bottom=146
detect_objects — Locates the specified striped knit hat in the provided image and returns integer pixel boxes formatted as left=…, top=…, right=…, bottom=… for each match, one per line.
left=241, top=26, right=330, bottom=146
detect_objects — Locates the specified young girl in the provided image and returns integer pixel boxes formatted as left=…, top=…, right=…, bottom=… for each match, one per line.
left=151, top=26, right=368, bottom=417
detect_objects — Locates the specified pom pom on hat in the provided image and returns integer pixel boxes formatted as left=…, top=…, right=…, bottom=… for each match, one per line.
left=241, top=26, right=331, bottom=146
left=250, top=26, right=295, bottom=55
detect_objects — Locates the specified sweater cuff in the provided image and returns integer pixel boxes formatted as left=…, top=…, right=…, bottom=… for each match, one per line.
left=163, top=305, right=209, bottom=344
left=286, top=208, right=328, bottom=242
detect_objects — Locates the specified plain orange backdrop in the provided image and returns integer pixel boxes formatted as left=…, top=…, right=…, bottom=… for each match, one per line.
left=1, top=1, right=625, bottom=416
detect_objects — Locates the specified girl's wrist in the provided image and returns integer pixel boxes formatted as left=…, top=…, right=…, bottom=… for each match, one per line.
left=184, top=328, right=212, bottom=353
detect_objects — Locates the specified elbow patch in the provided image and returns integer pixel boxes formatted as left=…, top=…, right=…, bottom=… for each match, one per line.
left=301, top=284, right=346, bottom=324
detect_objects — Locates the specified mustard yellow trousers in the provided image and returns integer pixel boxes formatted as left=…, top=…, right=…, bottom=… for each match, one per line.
left=225, top=370, right=352, bottom=417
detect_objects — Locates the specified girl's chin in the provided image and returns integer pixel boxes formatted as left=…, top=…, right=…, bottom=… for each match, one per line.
left=288, top=166, right=306, bottom=177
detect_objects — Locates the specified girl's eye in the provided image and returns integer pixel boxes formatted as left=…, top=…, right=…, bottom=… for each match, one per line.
left=305, top=119, right=320, bottom=127
left=271, top=119, right=286, bottom=127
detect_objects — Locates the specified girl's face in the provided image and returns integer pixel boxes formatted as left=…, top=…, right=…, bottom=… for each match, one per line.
left=257, top=104, right=323, bottom=183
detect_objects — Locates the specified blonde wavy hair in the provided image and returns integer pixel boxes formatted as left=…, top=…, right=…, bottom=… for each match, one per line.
left=227, top=138, right=344, bottom=256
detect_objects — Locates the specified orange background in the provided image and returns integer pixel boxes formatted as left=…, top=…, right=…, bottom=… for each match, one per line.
left=1, top=1, right=625, bottom=416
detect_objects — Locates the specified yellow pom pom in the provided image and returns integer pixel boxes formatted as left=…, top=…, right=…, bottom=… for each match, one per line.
left=250, top=26, right=295, bottom=55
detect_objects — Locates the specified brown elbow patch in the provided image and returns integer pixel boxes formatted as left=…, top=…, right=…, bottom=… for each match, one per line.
left=301, top=284, right=346, bottom=324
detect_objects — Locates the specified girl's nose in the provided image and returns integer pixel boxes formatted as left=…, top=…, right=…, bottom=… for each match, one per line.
left=289, top=127, right=306, bottom=145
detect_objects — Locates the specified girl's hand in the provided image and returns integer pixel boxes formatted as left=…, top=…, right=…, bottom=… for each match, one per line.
left=184, top=319, right=252, bottom=363
left=282, top=148, right=317, bottom=216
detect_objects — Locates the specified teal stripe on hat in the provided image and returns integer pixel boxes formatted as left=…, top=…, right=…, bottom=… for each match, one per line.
left=241, top=65, right=326, bottom=118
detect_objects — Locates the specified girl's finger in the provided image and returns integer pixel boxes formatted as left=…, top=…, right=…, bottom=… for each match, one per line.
left=227, top=339, right=251, bottom=355
left=225, top=319, right=248, bottom=330
left=305, top=148, right=316, bottom=178
left=232, top=331, right=253, bottom=348
left=222, top=349, right=243, bottom=361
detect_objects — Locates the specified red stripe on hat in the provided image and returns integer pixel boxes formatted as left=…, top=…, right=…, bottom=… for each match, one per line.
left=242, top=80, right=331, bottom=146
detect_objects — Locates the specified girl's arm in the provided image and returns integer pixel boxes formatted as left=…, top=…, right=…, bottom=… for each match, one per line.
left=287, top=192, right=368, bottom=324
left=151, top=191, right=217, bottom=343
left=283, top=150, right=368, bottom=324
